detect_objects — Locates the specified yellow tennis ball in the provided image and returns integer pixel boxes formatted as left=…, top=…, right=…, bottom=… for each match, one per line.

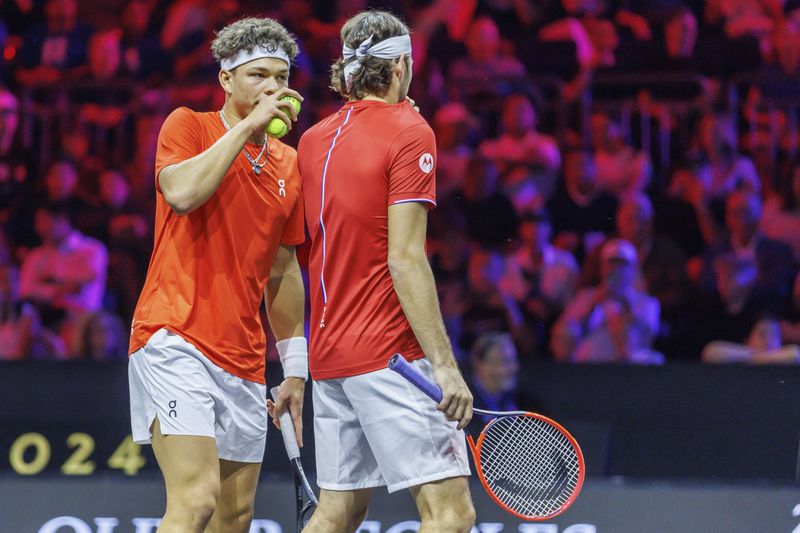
left=267, top=96, right=301, bottom=138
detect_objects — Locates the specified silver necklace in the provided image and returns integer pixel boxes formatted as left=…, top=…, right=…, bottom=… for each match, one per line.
left=219, top=109, right=269, bottom=175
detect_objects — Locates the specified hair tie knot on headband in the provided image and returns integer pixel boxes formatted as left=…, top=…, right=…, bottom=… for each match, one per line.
left=341, top=33, right=413, bottom=91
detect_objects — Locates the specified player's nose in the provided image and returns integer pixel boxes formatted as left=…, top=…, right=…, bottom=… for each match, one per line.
left=263, top=77, right=280, bottom=95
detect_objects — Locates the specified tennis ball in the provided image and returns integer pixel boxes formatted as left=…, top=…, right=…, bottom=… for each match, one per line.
left=267, top=96, right=301, bottom=138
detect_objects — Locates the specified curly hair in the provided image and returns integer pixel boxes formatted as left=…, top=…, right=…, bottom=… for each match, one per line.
left=330, top=10, right=410, bottom=100
left=211, top=17, right=299, bottom=68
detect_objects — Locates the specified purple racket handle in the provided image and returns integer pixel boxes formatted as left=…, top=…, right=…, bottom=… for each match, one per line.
left=388, top=353, right=443, bottom=403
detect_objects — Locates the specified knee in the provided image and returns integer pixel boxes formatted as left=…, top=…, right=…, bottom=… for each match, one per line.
left=169, top=477, right=220, bottom=526
left=445, top=505, right=476, bottom=533
left=215, top=502, right=254, bottom=533
left=422, top=501, right=476, bottom=533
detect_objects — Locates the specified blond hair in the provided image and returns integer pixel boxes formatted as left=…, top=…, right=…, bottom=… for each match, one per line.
left=211, top=17, right=299, bottom=68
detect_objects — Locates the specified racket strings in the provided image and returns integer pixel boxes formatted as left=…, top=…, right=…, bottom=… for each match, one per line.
left=478, top=415, right=580, bottom=518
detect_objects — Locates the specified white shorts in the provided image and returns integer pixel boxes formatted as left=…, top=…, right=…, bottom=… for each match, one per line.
left=313, top=358, right=471, bottom=493
left=128, top=328, right=268, bottom=463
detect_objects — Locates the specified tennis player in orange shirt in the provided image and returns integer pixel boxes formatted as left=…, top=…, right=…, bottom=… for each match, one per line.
left=127, top=18, right=307, bottom=533
left=296, top=10, right=475, bottom=533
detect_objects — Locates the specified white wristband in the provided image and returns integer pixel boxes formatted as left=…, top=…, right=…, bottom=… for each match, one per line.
left=276, top=336, right=308, bottom=381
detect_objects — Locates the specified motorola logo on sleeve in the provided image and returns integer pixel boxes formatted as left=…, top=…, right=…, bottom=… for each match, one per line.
left=418, top=153, right=433, bottom=173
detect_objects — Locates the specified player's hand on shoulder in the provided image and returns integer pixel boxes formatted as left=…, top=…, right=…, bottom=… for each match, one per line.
left=432, top=364, right=473, bottom=430
left=267, top=376, right=306, bottom=446
left=245, top=88, right=304, bottom=134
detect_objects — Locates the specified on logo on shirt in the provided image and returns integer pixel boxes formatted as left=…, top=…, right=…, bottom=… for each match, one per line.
left=418, top=153, right=434, bottom=173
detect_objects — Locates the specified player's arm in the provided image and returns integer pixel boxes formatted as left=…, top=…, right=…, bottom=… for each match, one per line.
left=388, top=202, right=473, bottom=429
left=159, top=88, right=302, bottom=215
left=264, top=244, right=307, bottom=446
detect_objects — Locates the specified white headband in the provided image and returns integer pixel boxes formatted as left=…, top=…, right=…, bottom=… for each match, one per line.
left=220, top=43, right=291, bottom=71
left=342, top=34, right=412, bottom=90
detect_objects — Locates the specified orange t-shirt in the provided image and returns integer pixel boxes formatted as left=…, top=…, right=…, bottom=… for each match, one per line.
left=129, top=107, right=305, bottom=384
left=298, top=99, right=437, bottom=380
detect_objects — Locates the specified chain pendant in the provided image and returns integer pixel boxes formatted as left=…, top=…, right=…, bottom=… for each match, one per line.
left=252, top=165, right=261, bottom=175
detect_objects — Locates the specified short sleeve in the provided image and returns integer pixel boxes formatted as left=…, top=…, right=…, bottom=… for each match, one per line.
left=387, top=121, right=437, bottom=209
left=281, top=161, right=306, bottom=246
left=281, top=195, right=306, bottom=246
left=154, top=107, right=203, bottom=190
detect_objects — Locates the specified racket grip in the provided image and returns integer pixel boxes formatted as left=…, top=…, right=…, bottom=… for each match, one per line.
left=270, top=386, right=301, bottom=461
left=388, top=354, right=443, bottom=403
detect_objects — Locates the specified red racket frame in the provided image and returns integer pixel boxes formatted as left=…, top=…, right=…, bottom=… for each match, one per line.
left=466, top=412, right=586, bottom=521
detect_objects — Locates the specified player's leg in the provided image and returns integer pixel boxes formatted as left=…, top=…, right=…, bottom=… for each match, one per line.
left=128, top=329, right=227, bottom=532
left=150, top=418, right=220, bottom=533
left=205, top=354, right=269, bottom=533
left=343, top=358, right=473, bottom=528
left=410, top=477, right=475, bottom=533
left=302, top=488, right=373, bottom=533
left=307, top=378, right=384, bottom=531
left=206, top=460, right=262, bottom=533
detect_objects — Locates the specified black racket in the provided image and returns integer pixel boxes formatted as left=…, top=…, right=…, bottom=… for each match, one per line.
left=270, top=387, right=318, bottom=531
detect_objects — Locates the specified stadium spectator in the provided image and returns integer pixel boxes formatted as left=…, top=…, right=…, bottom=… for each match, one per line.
left=447, top=17, right=527, bottom=102
left=0, top=87, right=30, bottom=213
left=693, top=253, right=768, bottom=350
left=443, top=156, right=519, bottom=249
left=548, top=147, right=618, bottom=261
left=15, top=0, right=92, bottom=88
left=19, top=201, right=108, bottom=333
left=699, top=190, right=795, bottom=315
left=703, top=315, right=800, bottom=364
left=661, top=7, right=701, bottom=68
left=705, top=0, right=775, bottom=44
left=433, top=102, right=475, bottom=198
left=430, top=225, right=470, bottom=361
left=0, top=259, right=65, bottom=359
left=460, top=247, right=530, bottom=357
left=552, top=238, right=663, bottom=364
left=119, top=0, right=170, bottom=85
left=71, top=309, right=128, bottom=360
left=582, top=194, right=690, bottom=315
left=590, top=112, right=652, bottom=197
left=760, top=160, right=800, bottom=262
left=661, top=161, right=722, bottom=256
left=502, top=210, right=578, bottom=352
left=78, top=169, right=148, bottom=321
left=467, top=331, right=520, bottom=434
left=479, top=93, right=561, bottom=199
left=39, top=159, right=90, bottom=209
left=691, top=113, right=761, bottom=201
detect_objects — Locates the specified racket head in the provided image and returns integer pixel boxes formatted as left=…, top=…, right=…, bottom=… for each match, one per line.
left=467, top=412, right=585, bottom=521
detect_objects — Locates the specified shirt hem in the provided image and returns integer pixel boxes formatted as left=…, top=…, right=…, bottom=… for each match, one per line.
left=129, top=325, right=266, bottom=385
left=311, top=350, right=425, bottom=380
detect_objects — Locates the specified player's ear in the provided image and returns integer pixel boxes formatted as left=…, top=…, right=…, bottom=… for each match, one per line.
left=395, top=55, right=406, bottom=80
left=219, top=69, right=234, bottom=94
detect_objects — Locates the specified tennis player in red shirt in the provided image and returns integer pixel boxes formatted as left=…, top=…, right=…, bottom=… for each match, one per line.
left=296, top=10, right=475, bottom=532
left=127, top=18, right=307, bottom=533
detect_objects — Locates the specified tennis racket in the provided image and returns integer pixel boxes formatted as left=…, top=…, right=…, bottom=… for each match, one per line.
left=270, top=387, right=318, bottom=532
left=388, top=354, right=585, bottom=521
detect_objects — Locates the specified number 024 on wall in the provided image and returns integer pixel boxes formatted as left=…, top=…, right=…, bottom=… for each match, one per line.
left=8, top=433, right=147, bottom=476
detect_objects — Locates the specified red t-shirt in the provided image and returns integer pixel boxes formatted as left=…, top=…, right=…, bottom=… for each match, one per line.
left=298, top=99, right=437, bottom=380
left=130, top=107, right=305, bottom=384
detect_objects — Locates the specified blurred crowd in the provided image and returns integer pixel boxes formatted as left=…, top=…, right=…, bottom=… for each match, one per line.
left=2, top=0, right=800, bottom=375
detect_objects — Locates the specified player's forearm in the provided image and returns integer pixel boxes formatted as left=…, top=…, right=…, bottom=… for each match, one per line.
left=265, top=249, right=305, bottom=340
left=389, top=253, right=458, bottom=369
left=158, top=119, right=255, bottom=215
